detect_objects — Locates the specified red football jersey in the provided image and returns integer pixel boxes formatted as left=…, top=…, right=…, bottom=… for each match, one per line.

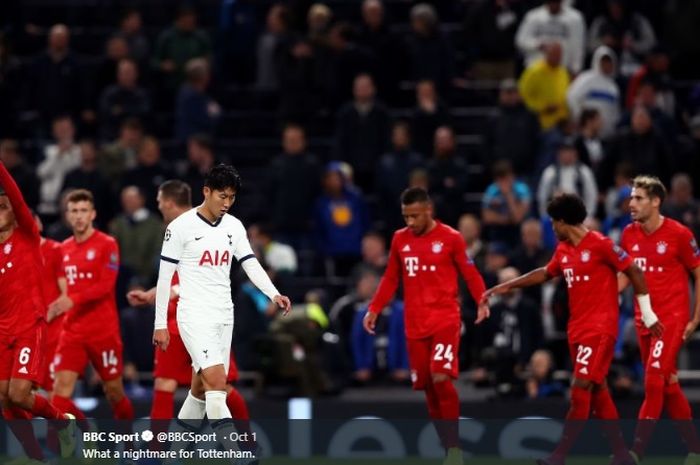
left=167, top=273, right=180, bottom=336
left=545, top=230, right=633, bottom=342
left=0, top=164, right=46, bottom=336
left=368, top=221, right=486, bottom=339
left=60, top=230, right=120, bottom=337
left=621, top=218, right=700, bottom=333
left=41, top=238, right=66, bottom=333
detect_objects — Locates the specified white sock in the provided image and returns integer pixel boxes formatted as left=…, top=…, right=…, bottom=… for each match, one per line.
left=178, top=391, right=206, bottom=420
left=204, top=391, right=231, bottom=420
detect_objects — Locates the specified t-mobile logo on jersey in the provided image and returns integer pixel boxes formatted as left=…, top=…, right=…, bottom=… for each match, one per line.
left=65, top=265, right=78, bottom=285
left=634, top=257, right=664, bottom=273
left=405, top=257, right=419, bottom=276
left=563, top=268, right=589, bottom=288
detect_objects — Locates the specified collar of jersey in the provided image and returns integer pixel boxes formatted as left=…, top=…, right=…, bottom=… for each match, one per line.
left=196, top=211, right=223, bottom=227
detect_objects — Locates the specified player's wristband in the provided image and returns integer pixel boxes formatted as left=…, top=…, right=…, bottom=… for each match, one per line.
left=637, top=294, right=658, bottom=328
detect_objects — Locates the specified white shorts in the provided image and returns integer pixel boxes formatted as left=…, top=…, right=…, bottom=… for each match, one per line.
left=177, top=321, right=233, bottom=373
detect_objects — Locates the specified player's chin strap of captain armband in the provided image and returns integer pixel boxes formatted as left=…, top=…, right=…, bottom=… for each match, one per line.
left=637, top=294, right=659, bottom=328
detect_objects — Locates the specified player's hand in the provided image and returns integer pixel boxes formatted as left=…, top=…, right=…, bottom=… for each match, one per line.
left=475, top=303, right=490, bottom=325
left=273, top=295, right=292, bottom=316
left=153, top=328, right=170, bottom=352
left=48, top=294, right=74, bottom=316
left=683, top=319, right=700, bottom=342
left=648, top=320, right=664, bottom=338
left=363, top=311, right=378, bottom=335
left=127, top=289, right=155, bottom=307
left=480, top=284, right=509, bottom=304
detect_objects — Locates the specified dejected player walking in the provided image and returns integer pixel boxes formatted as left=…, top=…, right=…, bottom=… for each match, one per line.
left=363, top=187, right=490, bottom=465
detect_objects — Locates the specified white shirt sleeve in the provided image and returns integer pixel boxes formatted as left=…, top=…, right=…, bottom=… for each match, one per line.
left=154, top=260, right=177, bottom=330
left=241, top=258, right=280, bottom=301
left=515, top=10, right=541, bottom=60
left=568, top=10, right=586, bottom=74
left=161, top=222, right=185, bottom=263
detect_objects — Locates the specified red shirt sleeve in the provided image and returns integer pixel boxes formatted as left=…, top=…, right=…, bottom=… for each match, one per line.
left=69, top=238, right=119, bottom=307
left=678, top=227, right=700, bottom=272
left=368, top=233, right=401, bottom=314
left=452, top=232, right=486, bottom=303
left=599, top=236, right=633, bottom=272
left=0, top=162, right=38, bottom=238
left=545, top=247, right=562, bottom=277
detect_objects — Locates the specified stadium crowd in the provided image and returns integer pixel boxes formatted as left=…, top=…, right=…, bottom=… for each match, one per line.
left=1, top=0, right=700, bottom=399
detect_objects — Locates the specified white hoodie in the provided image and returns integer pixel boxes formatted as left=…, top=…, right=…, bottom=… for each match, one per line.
left=567, top=46, right=620, bottom=137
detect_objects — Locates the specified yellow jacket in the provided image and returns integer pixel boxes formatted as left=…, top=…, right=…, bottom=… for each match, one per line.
left=518, top=59, right=570, bottom=130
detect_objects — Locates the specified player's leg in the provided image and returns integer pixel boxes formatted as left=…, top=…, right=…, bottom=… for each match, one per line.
left=52, top=333, right=91, bottom=424
left=151, top=332, right=191, bottom=420
left=86, top=334, right=134, bottom=420
left=0, top=363, right=45, bottom=463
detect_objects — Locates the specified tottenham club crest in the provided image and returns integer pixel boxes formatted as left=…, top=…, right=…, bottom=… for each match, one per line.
left=86, top=249, right=96, bottom=260
left=580, top=250, right=591, bottom=263
left=431, top=241, right=443, bottom=253
left=656, top=241, right=668, bottom=255
left=3, top=243, right=11, bottom=255
left=164, top=229, right=172, bottom=241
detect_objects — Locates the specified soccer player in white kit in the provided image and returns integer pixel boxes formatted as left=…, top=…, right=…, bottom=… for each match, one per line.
left=152, top=164, right=291, bottom=450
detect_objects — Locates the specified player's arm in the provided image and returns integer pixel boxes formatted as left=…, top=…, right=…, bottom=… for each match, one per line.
left=621, top=263, right=663, bottom=337
left=452, top=233, right=489, bottom=324
left=127, top=286, right=157, bottom=307
left=0, top=161, right=38, bottom=236
left=617, top=272, right=630, bottom=292
left=153, top=225, right=185, bottom=351
left=240, top=255, right=291, bottom=314
left=481, top=267, right=551, bottom=304
left=47, top=277, right=68, bottom=322
left=363, top=235, right=402, bottom=335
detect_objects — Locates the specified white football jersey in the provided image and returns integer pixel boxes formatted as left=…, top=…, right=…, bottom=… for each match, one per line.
left=160, top=208, right=254, bottom=324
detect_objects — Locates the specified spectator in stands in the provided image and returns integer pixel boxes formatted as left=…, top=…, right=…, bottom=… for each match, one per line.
left=267, top=124, right=321, bottom=250
left=662, top=173, right=699, bottom=230
left=153, top=6, right=211, bottom=106
left=567, top=46, right=620, bottom=138
left=99, top=58, right=150, bottom=141
left=427, top=126, right=469, bottom=227
left=525, top=349, right=565, bottom=399
left=95, top=35, right=131, bottom=99
left=625, top=46, right=674, bottom=114
left=62, top=140, right=113, bottom=228
left=537, top=138, right=598, bottom=219
left=248, top=223, right=298, bottom=275
left=334, top=74, right=391, bottom=192
left=508, top=219, right=549, bottom=304
left=117, top=9, right=150, bottom=70
left=122, top=136, right=173, bottom=212
left=99, top=118, right=143, bottom=194
left=603, top=162, right=634, bottom=219
left=256, top=3, right=290, bottom=91
left=405, top=3, right=454, bottom=92
left=0, top=139, right=39, bottom=210
left=24, top=24, right=89, bottom=129
left=37, top=115, right=81, bottom=221
left=515, top=0, right=585, bottom=75
left=275, top=30, right=319, bottom=122
left=518, top=41, right=570, bottom=131
left=313, top=162, right=370, bottom=277
left=110, top=186, right=163, bottom=287
left=625, top=79, right=677, bottom=140
left=485, top=78, right=540, bottom=177
left=602, top=185, right=632, bottom=244
left=357, top=0, right=404, bottom=103
left=458, top=214, right=487, bottom=272
left=573, top=109, right=607, bottom=186
left=411, top=80, right=451, bottom=158
left=181, top=134, right=216, bottom=206
left=174, top=58, right=221, bottom=142
left=587, top=0, right=656, bottom=77
left=481, top=160, right=531, bottom=247
left=375, top=121, right=424, bottom=232
left=307, top=3, right=333, bottom=47
left=218, top=0, right=259, bottom=85
left=0, top=33, right=21, bottom=138
left=349, top=231, right=388, bottom=288
left=463, top=0, right=519, bottom=80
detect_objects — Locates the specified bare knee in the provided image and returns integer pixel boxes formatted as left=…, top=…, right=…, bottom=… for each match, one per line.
left=154, top=377, right=178, bottom=393
left=7, top=383, right=31, bottom=407
left=200, top=366, right=227, bottom=392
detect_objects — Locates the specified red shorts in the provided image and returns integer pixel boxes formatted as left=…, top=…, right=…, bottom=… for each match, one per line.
left=638, top=321, right=684, bottom=376
left=154, top=332, right=239, bottom=385
left=406, top=325, right=460, bottom=390
left=568, top=334, right=616, bottom=384
left=0, top=322, right=47, bottom=383
left=54, top=329, right=124, bottom=382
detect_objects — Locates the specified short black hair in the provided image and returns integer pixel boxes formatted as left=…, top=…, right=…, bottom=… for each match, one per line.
left=546, top=193, right=587, bottom=225
left=401, top=187, right=430, bottom=205
left=204, top=164, right=242, bottom=192
left=159, top=180, right=192, bottom=207
left=579, top=108, right=599, bottom=127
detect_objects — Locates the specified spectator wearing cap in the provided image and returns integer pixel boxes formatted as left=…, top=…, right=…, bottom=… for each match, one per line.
left=518, top=41, right=570, bottom=131
left=485, top=78, right=540, bottom=177
left=567, top=46, right=620, bottom=138
left=537, top=138, right=598, bottom=219
left=482, top=160, right=532, bottom=247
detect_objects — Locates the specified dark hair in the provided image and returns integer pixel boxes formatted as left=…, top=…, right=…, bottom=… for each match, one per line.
left=546, top=193, right=587, bottom=225
left=204, top=164, right=242, bottom=192
left=632, top=175, right=667, bottom=203
left=159, top=180, right=192, bottom=207
left=579, top=108, right=599, bottom=127
left=401, top=187, right=430, bottom=205
left=65, top=189, right=95, bottom=206
left=188, top=133, right=213, bottom=152
left=492, top=160, right=514, bottom=179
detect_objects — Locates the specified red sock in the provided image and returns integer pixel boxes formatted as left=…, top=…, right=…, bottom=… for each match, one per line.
left=632, top=373, right=665, bottom=459
left=591, top=388, right=627, bottom=458
left=424, top=383, right=442, bottom=420
left=51, top=394, right=92, bottom=433
left=151, top=390, right=174, bottom=420
left=430, top=380, right=460, bottom=449
left=111, top=395, right=134, bottom=420
left=551, top=386, right=591, bottom=461
left=665, top=382, right=700, bottom=453
left=30, top=393, right=63, bottom=420
left=4, top=407, right=45, bottom=461
left=226, top=388, right=255, bottom=450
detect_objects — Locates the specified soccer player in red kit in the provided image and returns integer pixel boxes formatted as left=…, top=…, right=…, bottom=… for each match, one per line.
left=126, top=180, right=252, bottom=438
left=619, top=175, right=700, bottom=463
left=363, top=187, right=490, bottom=465
left=0, top=162, right=76, bottom=461
left=483, top=193, right=662, bottom=465
left=47, top=189, right=134, bottom=421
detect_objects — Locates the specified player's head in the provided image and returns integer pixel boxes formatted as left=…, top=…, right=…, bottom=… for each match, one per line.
left=546, top=193, right=587, bottom=241
left=158, top=180, right=192, bottom=223
left=400, top=187, right=434, bottom=235
left=629, top=175, right=666, bottom=223
left=65, top=189, right=96, bottom=235
left=0, top=187, right=16, bottom=234
left=202, top=164, right=241, bottom=219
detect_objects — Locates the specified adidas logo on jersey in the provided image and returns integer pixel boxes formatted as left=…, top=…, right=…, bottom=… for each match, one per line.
left=443, top=362, right=452, bottom=370
left=562, top=256, right=568, bottom=263
left=18, top=366, right=28, bottom=374
left=109, top=368, right=117, bottom=375
left=579, top=367, right=588, bottom=375
left=632, top=244, right=640, bottom=252
left=651, top=361, right=661, bottom=369
left=402, top=245, right=411, bottom=252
